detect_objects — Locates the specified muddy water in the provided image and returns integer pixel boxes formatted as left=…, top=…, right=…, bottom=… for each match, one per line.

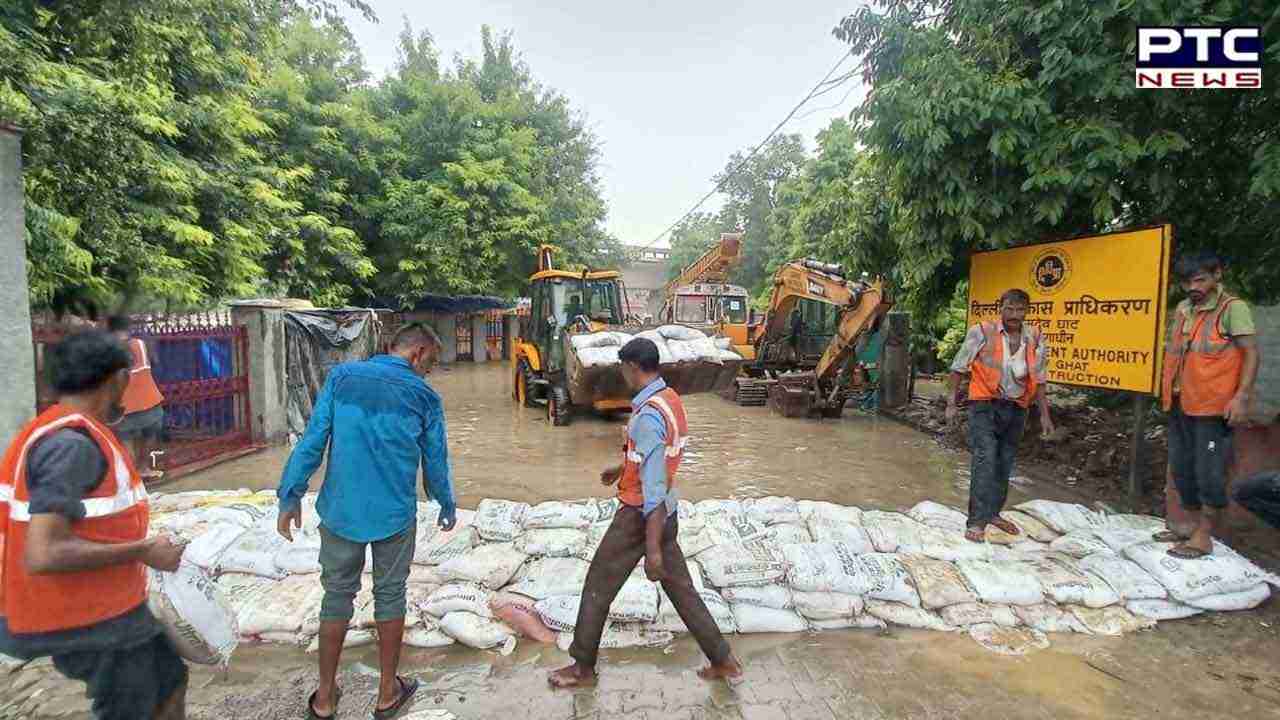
left=145, top=363, right=1280, bottom=720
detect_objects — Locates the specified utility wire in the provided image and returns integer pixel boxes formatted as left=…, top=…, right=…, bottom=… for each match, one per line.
left=636, top=49, right=865, bottom=250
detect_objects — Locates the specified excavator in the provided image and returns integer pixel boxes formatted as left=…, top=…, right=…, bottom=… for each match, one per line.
left=658, top=233, right=756, bottom=361
left=727, top=259, right=892, bottom=418
left=511, top=245, right=742, bottom=426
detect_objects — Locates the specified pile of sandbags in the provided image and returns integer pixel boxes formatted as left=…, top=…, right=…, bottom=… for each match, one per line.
left=145, top=491, right=1279, bottom=660
left=568, top=325, right=738, bottom=368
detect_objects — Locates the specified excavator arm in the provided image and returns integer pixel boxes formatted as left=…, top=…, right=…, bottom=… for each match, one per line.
left=757, top=260, right=860, bottom=345
left=813, top=278, right=891, bottom=384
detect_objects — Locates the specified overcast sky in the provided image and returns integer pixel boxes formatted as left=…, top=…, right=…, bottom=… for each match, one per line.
left=340, top=1, right=867, bottom=248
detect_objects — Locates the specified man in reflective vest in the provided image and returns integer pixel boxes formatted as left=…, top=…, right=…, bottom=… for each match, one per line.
left=107, top=316, right=166, bottom=480
left=0, top=330, right=187, bottom=719
left=1157, top=251, right=1259, bottom=558
left=549, top=337, right=742, bottom=688
left=947, top=288, right=1055, bottom=542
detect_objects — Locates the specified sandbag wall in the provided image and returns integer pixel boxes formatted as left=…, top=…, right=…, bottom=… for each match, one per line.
left=145, top=491, right=1280, bottom=658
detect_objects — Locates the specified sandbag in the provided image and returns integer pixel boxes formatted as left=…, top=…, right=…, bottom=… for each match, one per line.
left=415, top=525, right=478, bottom=567
left=657, top=324, right=707, bottom=341
left=1013, top=604, right=1089, bottom=634
left=1185, top=584, right=1271, bottom=612
left=744, top=496, right=802, bottom=526
left=765, top=523, right=813, bottom=547
left=147, top=563, right=239, bottom=665
left=1000, top=510, right=1060, bottom=543
left=474, top=499, right=530, bottom=542
left=906, top=501, right=968, bottom=533
left=1068, top=605, right=1155, bottom=636
left=1048, top=531, right=1114, bottom=559
left=797, top=501, right=863, bottom=526
left=307, top=629, right=375, bottom=653
left=634, top=330, right=675, bottom=364
left=516, top=529, right=588, bottom=558
left=200, top=503, right=274, bottom=529
left=699, top=511, right=769, bottom=548
left=861, top=511, right=930, bottom=553
left=421, top=584, right=494, bottom=619
left=216, top=528, right=288, bottom=579
left=905, top=526, right=994, bottom=563
left=811, top=615, right=887, bottom=631
left=791, top=591, right=866, bottom=621
left=968, top=624, right=1049, bottom=655
left=505, top=557, right=591, bottom=600
left=806, top=518, right=874, bottom=554
left=183, top=524, right=248, bottom=570
left=1077, top=553, right=1167, bottom=601
left=865, top=600, right=958, bottom=632
left=1100, top=514, right=1166, bottom=532
left=714, top=336, right=733, bottom=351
left=1123, top=541, right=1276, bottom=602
left=272, top=542, right=322, bottom=575
left=956, top=559, right=1045, bottom=606
left=720, top=585, right=795, bottom=610
left=698, top=539, right=787, bottom=587
left=534, top=596, right=582, bottom=632
left=609, top=577, right=660, bottom=623
left=404, top=627, right=456, bottom=649
left=571, top=332, right=622, bottom=351
left=899, top=555, right=978, bottom=610
left=672, top=337, right=723, bottom=364
left=555, top=625, right=674, bottom=652
left=785, top=545, right=920, bottom=606
left=1013, top=501, right=1105, bottom=535
left=696, top=499, right=744, bottom=517
left=652, top=588, right=736, bottom=634
left=225, top=574, right=319, bottom=637
left=1023, top=554, right=1121, bottom=608
left=731, top=604, right=809, bottom=634
left=489, top=592, right=557, bottom=643
left=524, top=501, right=599, bottom=530
left=1126, top=599, right=1204, bottom=621
left=438, top=612, right=516, bottom=649
left=939, top=603, right=1020, bottom=628
left=437, top=543, right=528, bottom=589
left=1092, top=528, right=1157, bottom=555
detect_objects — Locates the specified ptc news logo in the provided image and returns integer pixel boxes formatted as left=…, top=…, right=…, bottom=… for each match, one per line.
left=1136, top=27, right=1263, bottom=89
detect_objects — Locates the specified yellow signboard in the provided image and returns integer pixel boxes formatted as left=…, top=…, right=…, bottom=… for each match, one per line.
left=967, top=225, right=1172, bottom=394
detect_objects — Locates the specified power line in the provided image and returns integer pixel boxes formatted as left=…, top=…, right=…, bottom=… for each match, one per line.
left=636, top=49, right=864, bottom=250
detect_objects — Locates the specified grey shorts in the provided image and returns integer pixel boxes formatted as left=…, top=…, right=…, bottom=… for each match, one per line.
left=115, top=406, right=165, bottom=441
left=318, top=524, right=416, bottom=623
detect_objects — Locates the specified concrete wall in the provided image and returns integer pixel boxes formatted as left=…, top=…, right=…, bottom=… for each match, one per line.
left=229, top=301, right=289, bottom=445
left=1250, top=304, right=1279, bottom=424
left=0, top=126, right=35, bottom=443
left=471, top=314, right=490, bottom=361
left=436, top=314, right=458, bottom=364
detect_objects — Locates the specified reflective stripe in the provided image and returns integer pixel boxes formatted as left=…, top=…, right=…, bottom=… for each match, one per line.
left=664, top=436, right=689, bottom=458
left=0, top=484, right=147, bottom=523
left=626, top=451, right=645, bottom=464
left=130, top=339, right=151, bottom=372
left=646, top=395, right=684, bottom=451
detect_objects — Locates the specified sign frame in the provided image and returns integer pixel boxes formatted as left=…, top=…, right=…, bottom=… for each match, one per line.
left=965, top=223, right=1174, bottom=395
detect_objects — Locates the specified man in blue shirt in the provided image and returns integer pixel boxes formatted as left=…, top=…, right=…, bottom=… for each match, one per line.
left=276, top=323, right=456, bottom=720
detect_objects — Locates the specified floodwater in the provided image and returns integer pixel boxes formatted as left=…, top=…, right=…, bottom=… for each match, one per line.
left=9, top=363, right=1277, bottom=719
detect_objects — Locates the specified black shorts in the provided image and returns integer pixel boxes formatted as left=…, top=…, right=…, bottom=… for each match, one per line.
left=115, top=406, right=165, bottom=442
left=52, top=634, right=188, bottom=720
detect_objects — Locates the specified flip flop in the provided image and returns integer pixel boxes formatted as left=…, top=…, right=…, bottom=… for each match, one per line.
left=1167, top=544, right=1211, bottom=560
left=989, top=517, right=1021, bottom=536
left=1152, top=530, right=1188, bottom=543
left=307, top=687, right=342, bottom=720
left=964, top=526, right=986, bottom=543
left=372, top=676, right=419, bottom=719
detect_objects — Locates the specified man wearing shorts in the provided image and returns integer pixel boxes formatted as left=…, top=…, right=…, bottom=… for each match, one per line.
left=277, top=323, right=456, bottom=719
left=107, top=317, right=166, bottom=479
left=0, top=330, right=188, bottom=720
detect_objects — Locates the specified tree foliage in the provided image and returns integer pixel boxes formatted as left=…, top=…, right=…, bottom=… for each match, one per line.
left=1, top=3, right=616, bottom=311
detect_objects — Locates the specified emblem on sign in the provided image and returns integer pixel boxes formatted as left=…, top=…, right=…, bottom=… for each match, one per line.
left=1030, top=248, right=1072, bottom=295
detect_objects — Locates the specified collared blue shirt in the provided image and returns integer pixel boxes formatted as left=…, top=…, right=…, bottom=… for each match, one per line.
left=630, top=377, right=678, bottom=517
left=277, top=355, right=455, bottom=542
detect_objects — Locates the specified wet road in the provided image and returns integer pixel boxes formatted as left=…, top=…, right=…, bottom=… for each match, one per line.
left=11, top=363, right=1277, bottom=719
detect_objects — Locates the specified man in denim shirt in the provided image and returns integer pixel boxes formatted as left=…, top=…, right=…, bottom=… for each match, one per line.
left=276, top=324, right=455, bottom=719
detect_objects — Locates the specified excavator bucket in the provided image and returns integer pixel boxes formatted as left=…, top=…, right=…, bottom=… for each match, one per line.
left=767, top=373, right=816, bottom=418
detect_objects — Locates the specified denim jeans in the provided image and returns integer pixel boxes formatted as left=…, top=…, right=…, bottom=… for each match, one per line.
left=967, top=400, right=1027, bottom=528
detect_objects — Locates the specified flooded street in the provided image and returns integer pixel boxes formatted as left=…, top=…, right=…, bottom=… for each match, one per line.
left=11, top=363, right=1277, bottom=720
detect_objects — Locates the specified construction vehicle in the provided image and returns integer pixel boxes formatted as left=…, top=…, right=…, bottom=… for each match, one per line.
left=727, top=259, right=892, bottom=417
left=658, top=233, right=756, bottom=360
left=512, top=246, right=743, bottom=426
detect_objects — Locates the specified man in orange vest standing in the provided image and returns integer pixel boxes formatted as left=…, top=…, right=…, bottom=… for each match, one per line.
left=549, top=337, right=742, bottom=688
left=1157, top=252, right=1259, bottom=558
left=0, top=330, right=188, bottom=719
left=107, top=317, right=166, bottom=480
left=947, top=288, right=1054, bottom=542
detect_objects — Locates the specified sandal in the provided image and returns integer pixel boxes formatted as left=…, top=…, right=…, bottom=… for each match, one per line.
left=1152, top=530, right=1189, bottom=543
left=306, top=687, right=342, bottom=720
left=964, top=526, right=986, bottom=543
left=989, top=517, right=1021, bottom=536
left=1167, top=544, right=1211, bottom=560
left=372, top=676, right=419, bottom=719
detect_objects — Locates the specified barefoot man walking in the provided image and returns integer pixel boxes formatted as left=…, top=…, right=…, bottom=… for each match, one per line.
left=549, top=337, right=742, bottom=688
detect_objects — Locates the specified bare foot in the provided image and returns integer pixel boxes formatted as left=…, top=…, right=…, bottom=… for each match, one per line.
left=988, top=517, right=1020, bottom=536
left=548, top=662, right=597, bottom=689
left=698, top=655, right=744, bottom=682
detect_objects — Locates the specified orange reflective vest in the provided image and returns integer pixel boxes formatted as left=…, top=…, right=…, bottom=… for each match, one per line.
left=1160, top=293, right=1244, bottom=416
left=618, top=388, right=688, bottom=509
left=0, top=405, right=150, bottom=633
left=122, top=338, right=164, bottom=415
left=967, top=321, right=1040, bottom=409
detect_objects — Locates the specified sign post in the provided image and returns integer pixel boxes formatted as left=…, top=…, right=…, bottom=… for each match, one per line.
left=967, top=225, right=1173, bottom=507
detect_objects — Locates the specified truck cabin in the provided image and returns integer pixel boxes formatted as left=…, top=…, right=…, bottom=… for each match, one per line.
left=663, top=284, right=750, bottom=331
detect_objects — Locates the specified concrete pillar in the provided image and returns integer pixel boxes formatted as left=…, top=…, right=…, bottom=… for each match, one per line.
left=879, top=311, right=911, bottom=410
left=502, top=315, right=518, bottom=360
left=436, top=314, right=457, bottom=364
left=471, top=314, right=488, bottom=362
left=229, top=300, right=289, bottom=445
left=0, top=125, right=36, bottom=443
